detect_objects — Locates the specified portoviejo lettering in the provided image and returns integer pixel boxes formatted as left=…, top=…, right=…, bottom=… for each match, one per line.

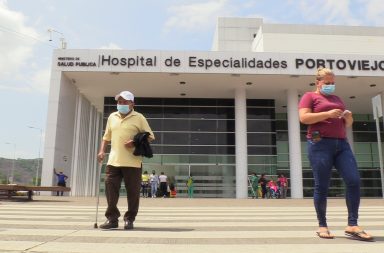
left=57, top=55, right=384, bottom=72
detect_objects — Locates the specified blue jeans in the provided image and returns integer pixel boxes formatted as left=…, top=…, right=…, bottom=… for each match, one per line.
left=151, top=182, right=158, bottom=197
left=307, top=138, right=360, bottom=227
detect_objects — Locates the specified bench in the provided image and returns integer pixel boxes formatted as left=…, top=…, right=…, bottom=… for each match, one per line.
left=0, top=184, right=71, bottom=200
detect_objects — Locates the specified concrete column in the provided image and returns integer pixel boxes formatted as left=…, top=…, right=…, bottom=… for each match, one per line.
left=287, top=89, right=303, bottom=198
left=235, top=87, right=248, bottom=199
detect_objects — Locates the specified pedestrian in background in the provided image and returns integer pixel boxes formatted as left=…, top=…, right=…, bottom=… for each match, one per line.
left=141, top=170, right=149, bottom=198
left=149, top=170, right=159, bottom=198
left=186, top=174, right=194, bottom=198
left=258, top=174, right=268, bottom=199
left=54, top=168, right=68, bottom=196
left=277, top=173, right=288, bottom=199
left=159, top=172, right=168, bottom=198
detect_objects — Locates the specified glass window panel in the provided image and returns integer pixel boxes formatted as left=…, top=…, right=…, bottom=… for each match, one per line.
left=136, top=106, right=163, bottom=118
left=163, top=133, right=190, bottom=145
left=104, top=97, right=115, bottom=105
left=151, top=132, right=162, bottom=143
left=247, top=99, right=274, bottom=106
left=276, top=132, right=288, bottom=141
left=150, top=146, right=161, bottom=154
left=164, top=107, right=189, bottom=118
left=189, top=107, right=217, bottom=119
left=190, top=146, right=217, bottom=154
left=164, top=98, right=189, bottom=106
left=216, top=155, right=236, bottom=163
left=353, top=122, right=377, bottom=131
left=217, top=146, right=235, bottom=154
left=217, top=99, right=234, bottom=106
left=353, top=142, right=371, bottom=154
left=190, top=98, right=217, bottom=106
left=276, top=141, right=289, bottom=153
left=217, top=107, right=234, bottom=119
left=248, top=146, right=276, bottom=155
left=217, top=120, right=235, bottom=132
left=247, top=108, right=275, bottom=119
left=135, top=98, right=163, bottom=105
left=275, top=113, right=287, bottom=120
left=275, top=120, right=288, bottom=130
left=162, top=146, right=190, bottom=154
left=370, top=143, right=379, bottom=154
left=163, top=119, right=190, bottom=131
left=248, top=156, right=277, bottom=164
left=355, top=154, right=373, bottom=162
left=277, top=154, right=289, bottom=162
left=189, top=155, right=219, bottom=163
left=247, top=120, right=275, bottom=132
left=354, top=132, right=383, bottom=142
left=217, top=133, right=235, bottom=145
left=161, top=155, right=191, bottom=163
left=353, top=114, right=371, bottom=121
left=190, top=120, right=217, bottom=131
left=147, top=119, right=162, bottom=131
left=191, top=133, right=217, bottom=145
left=248, top=133, right=276, bottom=145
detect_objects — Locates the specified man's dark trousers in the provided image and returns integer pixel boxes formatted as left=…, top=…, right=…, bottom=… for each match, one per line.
left=104, top=165, right=142, bottom=222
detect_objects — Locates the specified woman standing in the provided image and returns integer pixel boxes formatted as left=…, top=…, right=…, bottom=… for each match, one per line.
left=277, top=174, right=288, bottom=199
left=186, top=174, right=194, bottom=198
left=298, top=67, right=373, bottom=241
left=258, top=174, right=268, bottom=199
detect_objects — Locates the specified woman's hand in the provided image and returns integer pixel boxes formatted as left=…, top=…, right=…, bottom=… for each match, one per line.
left=327, top=109, right=343, bottom=118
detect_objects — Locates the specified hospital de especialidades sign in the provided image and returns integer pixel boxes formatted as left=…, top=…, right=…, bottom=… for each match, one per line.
left=54, top=50, right=384, bottom=77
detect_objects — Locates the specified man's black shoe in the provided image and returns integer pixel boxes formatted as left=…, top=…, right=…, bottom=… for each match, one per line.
left=124, top=220, right=134, bottom=230
left=99, top=220, right=118, bottom=229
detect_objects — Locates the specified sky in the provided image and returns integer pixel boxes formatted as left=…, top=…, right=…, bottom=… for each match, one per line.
left=1, top=0, right=384, bottom=159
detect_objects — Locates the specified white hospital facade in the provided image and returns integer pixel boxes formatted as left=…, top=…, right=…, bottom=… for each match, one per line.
left=41, top=17, right=384, bottom=198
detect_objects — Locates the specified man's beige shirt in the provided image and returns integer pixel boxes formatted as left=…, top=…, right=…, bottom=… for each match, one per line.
left=103, top=110, right=155, bottom=168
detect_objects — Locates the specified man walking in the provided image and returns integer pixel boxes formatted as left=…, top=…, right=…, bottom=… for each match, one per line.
left=97, top=91, right=154, bottom=230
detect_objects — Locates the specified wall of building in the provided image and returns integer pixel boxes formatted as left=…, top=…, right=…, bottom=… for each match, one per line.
left=212, top=17, right=262, bottom=51
left=70, top=94, right=102, bottom=196
left=260, top=33, right=384, bottom=54
left=42, top=73, right=78, bottom=191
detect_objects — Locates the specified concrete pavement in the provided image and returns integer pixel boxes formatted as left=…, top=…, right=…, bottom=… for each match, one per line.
left=0, top=197, right=383, bottom=253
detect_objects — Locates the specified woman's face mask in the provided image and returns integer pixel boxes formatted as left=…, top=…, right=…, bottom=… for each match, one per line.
left=318, top=74, right=336, bottom=96
left=320, top=84, right=335, bottom=95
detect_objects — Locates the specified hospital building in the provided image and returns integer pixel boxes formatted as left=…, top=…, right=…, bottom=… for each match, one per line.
left=41, top=17, right=384, bottom=198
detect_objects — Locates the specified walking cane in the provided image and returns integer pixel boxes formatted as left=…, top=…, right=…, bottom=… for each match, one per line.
left=94, top=161, right=103, bottom=228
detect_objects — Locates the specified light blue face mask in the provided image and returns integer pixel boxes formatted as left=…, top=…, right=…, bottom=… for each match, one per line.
left=320, top=84, right=335, bottom=95
left=117, top=104, right=130, bottom=114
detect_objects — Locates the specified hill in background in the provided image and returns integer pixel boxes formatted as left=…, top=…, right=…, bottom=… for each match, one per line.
left=0, top=157, right=42, bottom=185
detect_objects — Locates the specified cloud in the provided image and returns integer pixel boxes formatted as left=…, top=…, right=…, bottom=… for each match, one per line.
left=0, top=1, right=46, bottom=93
left=99, top=42, right=122, bottom=49
left=164, top=0, right=234, bottom=33
left=293, top=0, right=358, bottom=25
left=290, top=0, right=384, bottom=26
left=30, top=67, right=51, bottom=94
left=360, top=0, right=384, bottom=26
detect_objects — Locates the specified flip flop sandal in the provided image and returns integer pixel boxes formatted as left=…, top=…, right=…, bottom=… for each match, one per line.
left=316, top=231, right=335, bottom=239
left=345, top=230, right=374, bottom=242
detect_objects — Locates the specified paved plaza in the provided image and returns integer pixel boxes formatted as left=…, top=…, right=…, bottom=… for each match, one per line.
left=0, top=196, right=383, bottom=253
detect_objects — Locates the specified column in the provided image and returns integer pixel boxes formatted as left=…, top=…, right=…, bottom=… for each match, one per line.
left=287, top=89, right=303, bottom=198
left=346, top=126, right=354, bottom=153
left=235, top=87, right=248, bottom=199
